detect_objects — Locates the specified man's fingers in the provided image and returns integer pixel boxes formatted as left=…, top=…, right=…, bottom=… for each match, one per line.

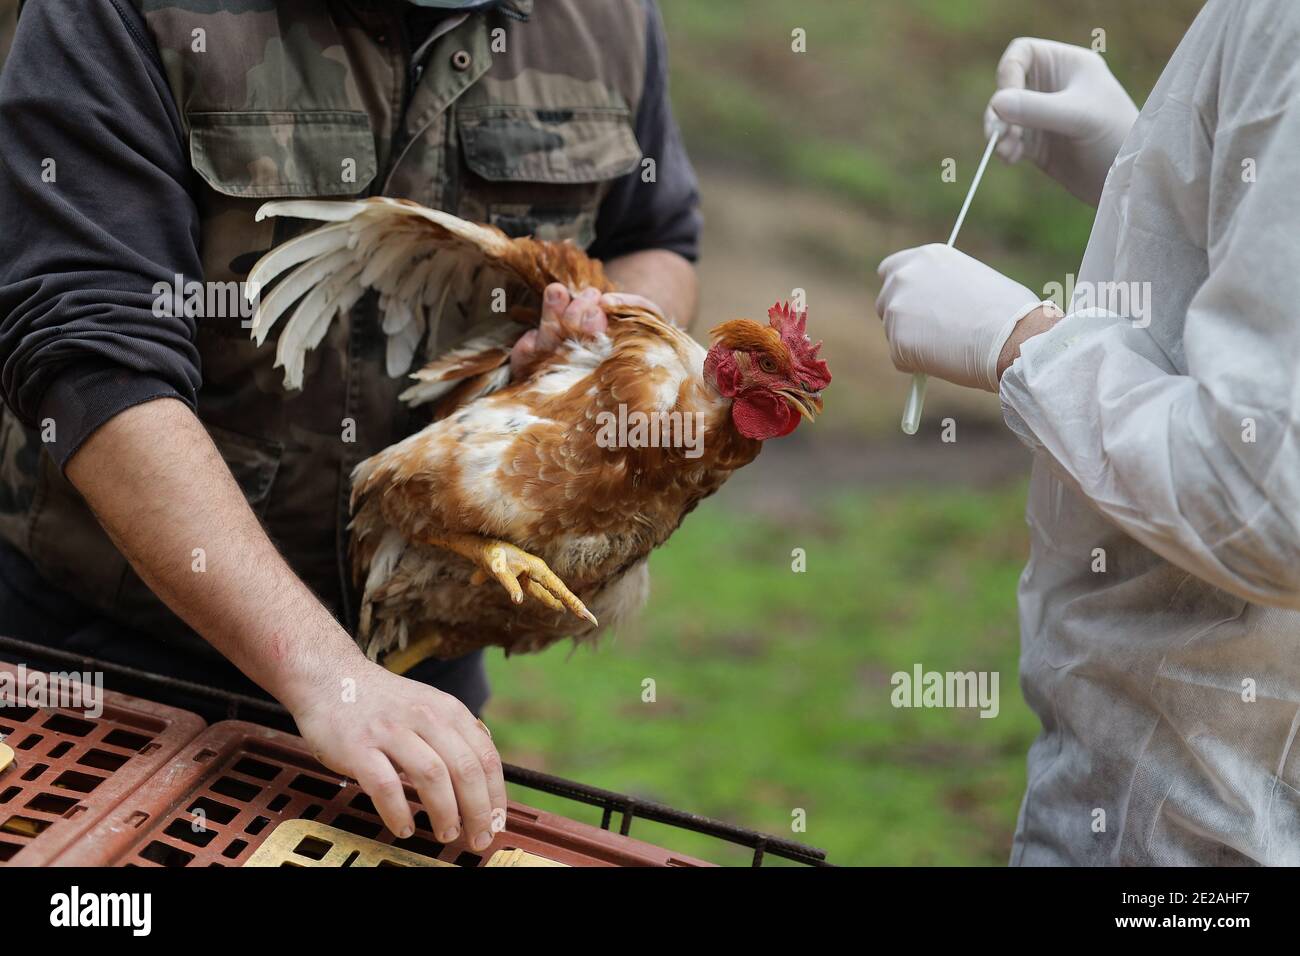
left=509, top=329, right=539, bottom=377
left=600, top=291, right=664, bottom=322
left=541, top=282, right=570, bottom=318
left=457, top=717, right=508, bottom=836
left=877, top=245, right=924, bottom=281
left=416, top=717, right=495, bottom=852
left=535, top=304, right=565, bottom=353
left=995, top=36, right=1036, bottom=93
left=512, top=285, right=610, bottom=380
left=352, top=749, right=415, bottom=839
left=990, top=88, right=1078, bottom=137
left=561, top=287, right=605, bottom=337
left=380, top=731, right=460, bottom=842
left=517, top=283, right=569, bottom=370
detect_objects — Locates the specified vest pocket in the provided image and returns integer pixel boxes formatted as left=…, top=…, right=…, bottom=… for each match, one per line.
left=189, top=110, right=378, bottom=199
left=188, top=110, right=380, bottom=331
left=455, top=105, right=642, bottom=246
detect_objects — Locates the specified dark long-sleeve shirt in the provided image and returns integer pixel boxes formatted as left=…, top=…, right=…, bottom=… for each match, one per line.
left=0, top=0, right=701, bottom=468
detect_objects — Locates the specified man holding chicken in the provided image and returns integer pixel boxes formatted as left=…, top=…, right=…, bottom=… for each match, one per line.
left=0, top=0, right=699, bottom=851
left=878, top=1, right=1300, bottom=864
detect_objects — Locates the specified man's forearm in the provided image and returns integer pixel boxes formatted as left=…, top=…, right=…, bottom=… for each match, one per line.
left=605, top=248, right=698, bottom=330
left=64, top=398, right=361, bottom=712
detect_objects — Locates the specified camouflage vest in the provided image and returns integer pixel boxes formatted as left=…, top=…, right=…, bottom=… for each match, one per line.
left=0, top=0, right=645, bottom=655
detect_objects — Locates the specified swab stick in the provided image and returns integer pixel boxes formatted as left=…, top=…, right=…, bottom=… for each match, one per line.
left=900, top=128, right=1002, bottom=436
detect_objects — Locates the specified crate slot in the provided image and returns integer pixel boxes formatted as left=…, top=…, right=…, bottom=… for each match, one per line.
left=139, top=840, right=194, bottom=867
left=78, top=749, right=129, bottom=772
left=43, top=713, right=95, bottom=737
left=2, top=814, right=50, bottom=837
left=24, top=792, right=79, bottom=816
left=51, top=770, right=104, bottom=793
left=232, top=757, right=280, bottom=781
left=212, top=776, right=262, bottom=802
left=103, top=729, right=153, bottom=752
left=164, top=818, right=218, bottom=848
left=187, top=796, right=239, bottom=826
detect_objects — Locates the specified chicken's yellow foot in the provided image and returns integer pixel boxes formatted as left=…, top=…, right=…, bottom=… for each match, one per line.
left=423, top=533, right=598, bottom=627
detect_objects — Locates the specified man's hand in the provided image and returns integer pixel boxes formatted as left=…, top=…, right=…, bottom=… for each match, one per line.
left=510, top=284, right=607, bottom=380
left=985, top=38, right=1139, bottom=207
left=287, top=663, right=506, bottom=847
left=508, top=282, right=677, bottom=380
left=876, top=243, right=1047, bottom=391
left=65, top=399, right=506, bottom=844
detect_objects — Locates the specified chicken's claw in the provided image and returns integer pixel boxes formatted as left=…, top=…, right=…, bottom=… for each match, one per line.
left=482, top=541, right=598, bottom=626
left=427, top=533, right=597, bottom=627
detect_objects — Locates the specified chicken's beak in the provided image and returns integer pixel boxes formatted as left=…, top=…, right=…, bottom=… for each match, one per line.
left=777, top=387, right=824, bottom=423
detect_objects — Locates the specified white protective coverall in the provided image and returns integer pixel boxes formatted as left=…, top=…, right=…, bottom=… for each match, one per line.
left=1000, top=0, right=1300, bottom=865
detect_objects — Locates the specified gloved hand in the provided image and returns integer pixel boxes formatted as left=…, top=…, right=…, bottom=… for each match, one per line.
left=876, top=244, right=1045, bottom=392
left=984, top=37, right=1139, bottom=207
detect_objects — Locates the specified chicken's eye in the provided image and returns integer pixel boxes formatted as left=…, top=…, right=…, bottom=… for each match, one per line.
left=757, top=356, right=778, bottom=374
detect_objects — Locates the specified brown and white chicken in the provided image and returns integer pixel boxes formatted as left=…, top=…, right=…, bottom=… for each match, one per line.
left=246, top=198, right=830, bottom=663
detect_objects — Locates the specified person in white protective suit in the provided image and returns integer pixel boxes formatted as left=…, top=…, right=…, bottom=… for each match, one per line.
left=876, top=0, right=1300, bottom=865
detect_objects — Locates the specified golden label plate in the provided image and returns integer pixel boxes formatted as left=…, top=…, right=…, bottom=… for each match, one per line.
left=242, top=819, right=568, bottom=868
left=483, top=847, right=568, bottom=867
left=0, top=742, right=13, bottom=775
left=243, top=819, right=454, bottom=868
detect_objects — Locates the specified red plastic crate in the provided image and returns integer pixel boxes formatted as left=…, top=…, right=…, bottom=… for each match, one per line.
left=0, top=661, right=207, bottom=866
left=52, top=720, right=713, bottom=867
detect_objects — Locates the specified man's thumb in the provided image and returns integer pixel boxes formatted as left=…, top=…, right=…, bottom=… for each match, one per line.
left=990, top=87, right=1078, bottom=136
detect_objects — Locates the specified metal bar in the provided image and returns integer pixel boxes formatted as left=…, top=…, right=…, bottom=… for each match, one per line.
left=0, top=634, right=832, bottom=866
left=503, top=762, right=830, bottom=866
left=0, top=634, right=287, bottom=721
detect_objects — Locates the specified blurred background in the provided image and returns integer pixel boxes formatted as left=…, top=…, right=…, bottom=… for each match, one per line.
left=486, top=0, right=1206, bottom=865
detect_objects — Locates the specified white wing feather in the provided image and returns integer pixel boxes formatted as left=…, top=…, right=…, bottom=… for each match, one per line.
left=245, top=198, right=518, bottom=390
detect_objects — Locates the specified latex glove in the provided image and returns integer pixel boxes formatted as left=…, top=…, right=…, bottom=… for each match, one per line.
left=984, top=38, right=1139, bottom=207
left=876, top=244, right=1044, bottom=392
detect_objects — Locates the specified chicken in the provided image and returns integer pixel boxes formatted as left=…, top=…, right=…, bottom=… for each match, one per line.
left=246, top=197, right=831, bottom=663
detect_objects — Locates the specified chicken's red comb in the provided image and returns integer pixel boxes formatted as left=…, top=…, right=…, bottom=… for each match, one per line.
left=768, top=301, right=831, bottom=388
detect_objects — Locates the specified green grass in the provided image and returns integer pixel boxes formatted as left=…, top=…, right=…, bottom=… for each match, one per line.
left=486, top=482, right=1039, bottom=866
